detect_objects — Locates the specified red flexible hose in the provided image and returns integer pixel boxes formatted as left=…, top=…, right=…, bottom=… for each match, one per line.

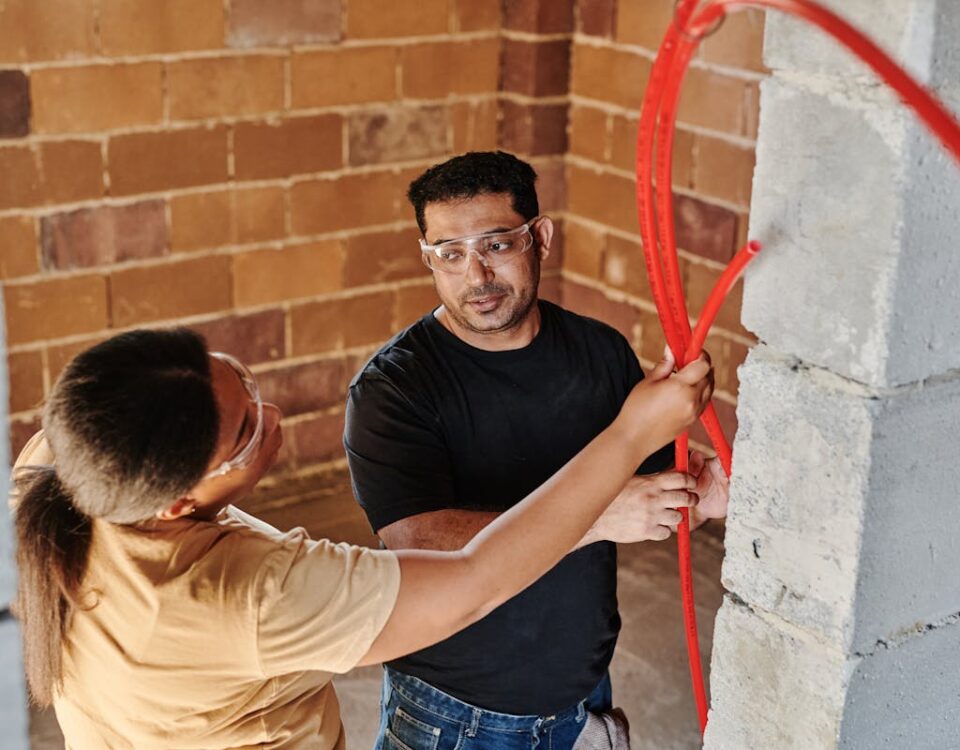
left=634, top=0, right=960, bottom=738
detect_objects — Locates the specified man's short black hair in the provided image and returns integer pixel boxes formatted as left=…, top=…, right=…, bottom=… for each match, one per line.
left=407, top=151, right=539, bottom=235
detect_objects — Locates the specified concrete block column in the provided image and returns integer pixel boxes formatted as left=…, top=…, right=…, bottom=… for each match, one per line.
left=704, top=2, right=960, bottom=748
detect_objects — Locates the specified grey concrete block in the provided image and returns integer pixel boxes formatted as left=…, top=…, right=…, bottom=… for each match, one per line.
left=0, top=620, right=28, bottom=750
left=703, top=597, right=847, bottom=750
left=724, top=346, right=960, bottom=651
left=744, top=76, right=960, bottom=387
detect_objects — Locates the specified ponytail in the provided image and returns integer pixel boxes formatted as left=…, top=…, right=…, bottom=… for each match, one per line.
left=14, top=466, right=93, bottom=706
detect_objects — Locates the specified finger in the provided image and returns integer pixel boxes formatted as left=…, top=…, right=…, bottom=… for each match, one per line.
left=661, top=509, right=684, bottom=527
left=647, top=345, right=677, bottom=381
left=659, top=490, right=699, bottom=508
left=687, top=450, right=706, bottom=478
left=674, top=355, right=711, bottom=385
left=708, top=456, right=728, bottom=485
left=653, top=525, right=672, bottom=541
left=656, top=471, right=698, bottom=491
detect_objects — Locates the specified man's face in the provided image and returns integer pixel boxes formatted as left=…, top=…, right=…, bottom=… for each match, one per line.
left=422, top=192, right=551, bottom=338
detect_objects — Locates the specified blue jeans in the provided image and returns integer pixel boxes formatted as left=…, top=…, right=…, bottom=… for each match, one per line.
left=373, top=667, right=613, bottom=750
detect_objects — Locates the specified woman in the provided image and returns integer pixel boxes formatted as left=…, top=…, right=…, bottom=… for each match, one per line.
left=12, top=328, right=711, bottom=749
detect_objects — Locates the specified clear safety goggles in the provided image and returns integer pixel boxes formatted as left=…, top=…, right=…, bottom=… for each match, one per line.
left=419, top=218, right=540, bottom=274
left=203, top=352, right=264, bottom=480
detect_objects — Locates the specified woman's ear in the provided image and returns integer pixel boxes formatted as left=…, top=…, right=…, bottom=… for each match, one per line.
left=156, top=497, right=197, bottom=521
left=534, top=216, right=554, bottom=261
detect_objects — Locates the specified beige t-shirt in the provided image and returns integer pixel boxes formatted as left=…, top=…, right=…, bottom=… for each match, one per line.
left=13, top=433, right=401, bottom=750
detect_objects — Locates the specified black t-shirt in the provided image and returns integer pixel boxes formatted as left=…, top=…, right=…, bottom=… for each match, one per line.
left=344, top=301, right=673, bottom=714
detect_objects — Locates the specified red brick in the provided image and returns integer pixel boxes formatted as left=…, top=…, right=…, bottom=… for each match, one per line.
left=0, top=141, right=104, bottom=210
left=401, top=39, right=500, bottom=99
left=0, top=215, right=38, bottom=279
left=569, top=105, right=608, bottom=164
left=603, top=233, right=655, bottom=301
left=100, top=0, right=224, bottom=56
left=291, top=169, right=414, bottom=235
left=110, top=255, right=232, bottom=327
left=673, top=194, right=738, bottom=263
left=452, top=99, right=499, bottom=153
left=0, top=70, right=30, bottom=137
left=41, top=201, right=167, bottom=270
left=700, top=9, right=767, bottom=73
left=502, top=39, right=571, bottom=97
left=233, top=241, right=343, bottom=307
left=292, top=47, right=397, bottom=109
left=8, top=350, right=44, bottom=413
left=31, top=63, right=163, bottom=134
left=169, top=190, right=232, bottom=253
left=615, top=0, right=674, bottom=50
left=454, top=0, right=500, bottom=31
left=4, top=274, right=108, bottom=345
left=108, top=126, right=228, bottom=195
left=678, top=68, right=756, bottom=137
left=499, top=101, right=568, bottom=157
left=258, top=358, right=348, bottom=416
left=346, top=0, right=449, bottom=38
left=235, top=186, right=286, bottom=244
left=348, top=105, right=450, bottom=167
left=234, top=114, right=342, bottom=180
left=562, top=218, right=605, bottom=280
left=10, top=414, right=42, bottom=458
left=0, top=0, right=96, bottom=64
left=566, top=163, right=638, bottom=235
left=396, top=283, right=439, bottom=326
left=288, top=411, right=347, bottom=466
left=689, top=396, right=738, bottom=446
left=167, top=55, right=285, bottom=121
left=228, top=0, right=340, bottom=47
left=536, top=159, right=567, bottom=213
left=693, top=135, right=756, bottom=208
left=570, top=43, right=650, bottom=110
left=291, top=290, right=395, bottom=355
left=343, top=226, right=424, bottom=287
left=189, top=310, right=286, bottom=365
left=578, top=0, right=616, bottom=37
left=504, top=0, right=574, bottom=33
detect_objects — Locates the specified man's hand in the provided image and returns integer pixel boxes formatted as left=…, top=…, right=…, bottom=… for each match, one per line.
left=581, top=471, right=698, bottom=545
left=689, top=449, right=729, bottom=528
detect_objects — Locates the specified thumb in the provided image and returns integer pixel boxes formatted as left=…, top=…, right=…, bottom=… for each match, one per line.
left=688, top=449, right=706, bottom=478
left=647, top=344, right=676, bottom=381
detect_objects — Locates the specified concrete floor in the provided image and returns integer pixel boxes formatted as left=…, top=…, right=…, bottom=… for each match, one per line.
left=28, top=467, right=726, bottom=750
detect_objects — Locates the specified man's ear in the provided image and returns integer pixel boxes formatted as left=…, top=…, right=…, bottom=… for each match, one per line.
left=534, top=216, right=554, bottom=261
left=156, top=496, right=197, bottom=521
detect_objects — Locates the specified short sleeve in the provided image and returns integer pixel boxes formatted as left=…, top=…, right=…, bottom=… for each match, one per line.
left=256, top=538, right=400, bottom=676
left=9, top=431, right=54, bottom=509
left=344, top=375, right=457, bottom=531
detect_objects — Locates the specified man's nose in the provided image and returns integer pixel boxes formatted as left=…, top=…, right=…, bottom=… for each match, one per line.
left=463, top=250, right=493, bottom=285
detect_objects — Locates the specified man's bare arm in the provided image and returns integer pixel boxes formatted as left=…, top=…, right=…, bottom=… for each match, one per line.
left=378, top=510, right=500, bottom=551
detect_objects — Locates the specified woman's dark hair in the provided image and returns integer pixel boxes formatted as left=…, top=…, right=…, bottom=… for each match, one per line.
left=13, top=328, right=220, bottom=705
left=407, top=150, right=540, bottom=234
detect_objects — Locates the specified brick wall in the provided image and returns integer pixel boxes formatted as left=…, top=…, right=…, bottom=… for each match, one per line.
left=1, top=0, right=764, bottom=478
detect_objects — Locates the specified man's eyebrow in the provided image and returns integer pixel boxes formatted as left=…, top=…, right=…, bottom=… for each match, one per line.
left=431, top=226, right=513, bottom=245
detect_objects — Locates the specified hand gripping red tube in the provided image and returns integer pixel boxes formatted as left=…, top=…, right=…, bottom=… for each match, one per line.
left=634, top=0, right=960, bottom=737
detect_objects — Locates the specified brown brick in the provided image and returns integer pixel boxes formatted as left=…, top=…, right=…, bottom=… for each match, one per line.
left=578, top=0, right=616, bottom=37
left=693, top=134, right=756, bottom=207
left=168, top=55, right=285, bottom=121
left=536, top=158, right=567, bottom=213
left=288, top=411, right=346, bottom=466
left=11, top=414, right=42, bottom=458
left=452, top=99, right=499, bottom=153
left=504, top=0, right=574, bottom=33
left=638, top=308, right=667, bottom=365
left=540, top=273, right=562, bottom=304
left=563, top=219, right=605, bottom=280
left=189, top=310, right=286, bottom=365
left=0, top=215, right=38, bottom=279
left=569, top=105, right=608, bottom=164
left=110, top=255, right=232, bottom=327
left=170, top=190, right=232, bottom=253
left=678, top=68, right=755, bottom=137
left=31, top=63, right=163, bottom=134
left=611, top=115, right=694, bottom=189
left=561, top=279, right=641, bottom=345
left=0, top=145, right=41, bottom=208
left=8, top=350, right=44, bottom=413
left=108, top=125, right=228, bottom=195
left=396, top=283, right=438, bottom=326
left=292, top=47, right=397, bottom=109
left=673, top=193, right=738, bottom=263
left=700, top=9, right=767, bottom=73
left=4, top=274, right=108, bottom=345
left=615, top=0, right=674, bottom=50
left=0, top=0, right=96, bottom=64
left=689, top=396, right=738, bottom=446
left=500, top=101, right=568, bottom=156
left=40, top=140, right=105, bottom=205
left=0, top=70, right=30, bottom=137
left=347, top=0, right=449, bottom=38
left=291, top=169, right=414, bottom=235
left=343, top=226, right=424, bottom=287
left=235, top=186, right=286, bottom=244
left=233, top=240, right=343, bottom=307
left=566, top=163, right=638, bottom=235
left=348, top=105, right=450, bottom=167
left=291, top=290, right=395, bottom=355
left=682, top=257, right=747, bottom=336
left=258, top=358, right=348, bottom=416
left=228, top=0, right=340, bottom=47
left=454, top=0, right=500, bottom=31
left=570, top=43, right=650, bottom=110
left=603, top=233, right=655, bottom=301
left=100, top=0, right=224, bottom=56
left=234, top=114, right=342, bottom=180
left=41, top=201, right=168, bottom=270
left=502, top=39, right=571, bottom=97
left=401, top=39, right=500, bottom=99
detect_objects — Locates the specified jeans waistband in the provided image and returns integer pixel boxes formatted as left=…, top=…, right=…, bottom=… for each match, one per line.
left=385, top=667, right=589, bottom=732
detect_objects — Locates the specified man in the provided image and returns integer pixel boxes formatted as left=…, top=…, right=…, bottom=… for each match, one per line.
left=344, top=151, right=728, bottom=749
